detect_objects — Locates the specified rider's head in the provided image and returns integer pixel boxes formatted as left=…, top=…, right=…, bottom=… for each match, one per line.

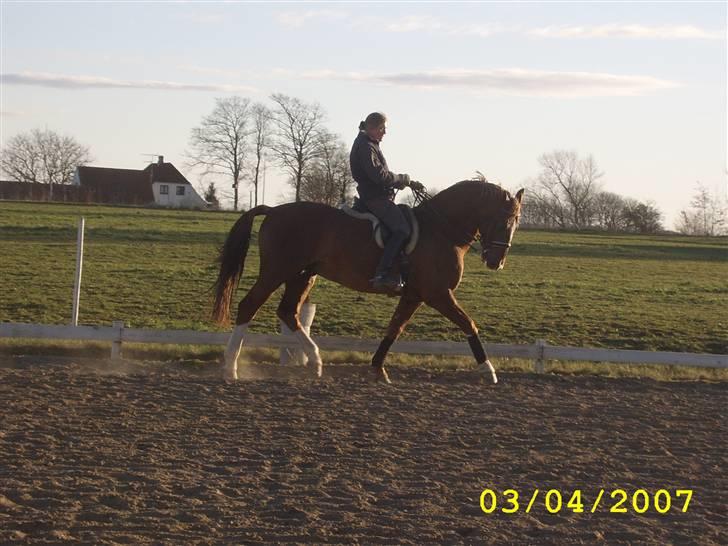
left=359, top=112, right=387, bottom=142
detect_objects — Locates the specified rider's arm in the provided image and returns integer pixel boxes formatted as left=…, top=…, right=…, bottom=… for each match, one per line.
left=360, top=143, right=409, bottom=189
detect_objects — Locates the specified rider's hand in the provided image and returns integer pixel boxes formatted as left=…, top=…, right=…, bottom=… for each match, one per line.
left=409, top=180, right=425, bottom=192
left=393, top=173, right=410, bottom=189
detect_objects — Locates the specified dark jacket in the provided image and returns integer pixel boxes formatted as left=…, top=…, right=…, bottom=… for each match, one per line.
left=350, top=131, right=398, bottom=201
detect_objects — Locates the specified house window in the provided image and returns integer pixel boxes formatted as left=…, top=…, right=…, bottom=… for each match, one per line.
left=160, top=185, right=169, bottom=195
left=176, top=186, right=186, bottom=196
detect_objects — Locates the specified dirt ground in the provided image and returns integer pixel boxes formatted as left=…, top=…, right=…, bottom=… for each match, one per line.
left=0, top=357, right=725, bottom=545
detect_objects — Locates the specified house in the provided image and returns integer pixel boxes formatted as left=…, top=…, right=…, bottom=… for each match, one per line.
left=73, top=156, right=207, bottom=208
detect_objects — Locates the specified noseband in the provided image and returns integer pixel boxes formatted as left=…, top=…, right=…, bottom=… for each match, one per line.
left=486, top=240, right=511, bottom=249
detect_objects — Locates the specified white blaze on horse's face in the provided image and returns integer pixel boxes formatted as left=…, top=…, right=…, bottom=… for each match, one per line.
left=482, top=189, right=523, bottom=271
left=482, top=218, right=515, bottom=270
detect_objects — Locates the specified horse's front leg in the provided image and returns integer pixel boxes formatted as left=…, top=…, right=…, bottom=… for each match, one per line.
left=371, top=296, right=422, bottom=384
left=426, top=289, right=498, bottom=384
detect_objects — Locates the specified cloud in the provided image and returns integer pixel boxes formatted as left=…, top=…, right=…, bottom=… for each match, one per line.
left=273, top=9, right=347, bottom=28
left=352, top=14, right=514, bottom=37
left=529, top=24, right=724, bottom=40
left=293, top=68, right=679, bottom=97
left=1, top=72, right=258, bottom=93
left=310, top=12, right=721, bottom=41
left=390, top=17, right=515, bottom=37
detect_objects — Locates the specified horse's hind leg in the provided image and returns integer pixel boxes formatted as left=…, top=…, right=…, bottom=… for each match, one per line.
left=224, top=278, right=282, bottom=381
left=276, top=271, right=322, bottom=377
left=371, top=296, right=422, bottom=383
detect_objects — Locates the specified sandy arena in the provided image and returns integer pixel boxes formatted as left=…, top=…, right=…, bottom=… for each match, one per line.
left=0, top=357, right=725, bottom=545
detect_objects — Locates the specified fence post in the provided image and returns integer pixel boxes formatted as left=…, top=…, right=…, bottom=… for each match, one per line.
left=534, top=339, right=547, bottom=373
left=111, top=320, right=124, bottom=359
left=279, top=303, right=316, bottom=365
left=71, top=217, right=85, bottom=326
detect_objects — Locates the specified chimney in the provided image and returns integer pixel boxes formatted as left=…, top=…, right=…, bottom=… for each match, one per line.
left=157, top=155, right=164, bottom=165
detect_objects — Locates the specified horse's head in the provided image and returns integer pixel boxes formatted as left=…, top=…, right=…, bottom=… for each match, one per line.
left=480, top=188, right=524, bottom=270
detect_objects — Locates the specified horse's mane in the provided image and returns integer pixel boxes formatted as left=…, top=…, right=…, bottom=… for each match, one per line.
left=424, top=174, right=511, bottom=206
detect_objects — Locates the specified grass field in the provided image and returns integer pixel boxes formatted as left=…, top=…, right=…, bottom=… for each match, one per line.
left=1, top=201, right=726, bottom=356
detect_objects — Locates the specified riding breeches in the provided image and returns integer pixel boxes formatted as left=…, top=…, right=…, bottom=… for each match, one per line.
left=362, top=197, right=411, bottom=239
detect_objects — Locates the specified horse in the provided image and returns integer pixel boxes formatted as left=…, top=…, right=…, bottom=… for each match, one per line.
left=212, top=178, right=524, bottom=384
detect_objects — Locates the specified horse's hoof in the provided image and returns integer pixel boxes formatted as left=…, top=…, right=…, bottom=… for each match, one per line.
left=477, top=360, right=498, bottom=384
left=370, top=367, right=392, bottom=384
left=223, top=361, right=238, bottom=382
left=307, top=360, right=323, bottom=378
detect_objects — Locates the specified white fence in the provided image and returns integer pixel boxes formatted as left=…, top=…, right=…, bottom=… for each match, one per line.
left=1, top=321, right=726, bottom=372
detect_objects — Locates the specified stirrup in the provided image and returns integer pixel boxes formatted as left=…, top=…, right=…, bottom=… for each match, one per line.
left=370, top=273, right=404, bottom=291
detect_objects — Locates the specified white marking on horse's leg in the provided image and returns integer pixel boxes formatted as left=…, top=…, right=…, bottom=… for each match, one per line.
left=293, top=329, right=323, bottom=378
left=224, top=323, right=248, bottom=381
left=477, top=359, right=498, bottom=384
left=369, top=366, right=392, bottom=384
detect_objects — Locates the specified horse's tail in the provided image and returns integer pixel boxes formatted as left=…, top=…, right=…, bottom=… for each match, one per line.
left=212, top=205, right=272, bottom=325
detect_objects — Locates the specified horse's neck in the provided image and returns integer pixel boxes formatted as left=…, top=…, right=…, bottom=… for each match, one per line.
left=422, top=184, right=485, bottom=246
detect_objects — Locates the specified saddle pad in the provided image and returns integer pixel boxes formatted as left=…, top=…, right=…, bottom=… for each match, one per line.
left=339, top=203, right=420, bottom=255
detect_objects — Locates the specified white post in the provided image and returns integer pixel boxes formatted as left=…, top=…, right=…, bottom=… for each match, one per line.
left=71, top=217, right=85, bottom=326
left=534, top=339, right=547, bottom=373
left=111, top=320, right=124, bottom=359
left=280, top=303, right=316, bottom=365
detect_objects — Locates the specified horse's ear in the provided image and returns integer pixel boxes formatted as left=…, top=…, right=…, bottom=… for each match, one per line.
left=515, top=188, right=524, bottom=203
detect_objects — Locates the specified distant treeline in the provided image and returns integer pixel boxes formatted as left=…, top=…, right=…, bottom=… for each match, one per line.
left=520, top=189, right=663, bottom=234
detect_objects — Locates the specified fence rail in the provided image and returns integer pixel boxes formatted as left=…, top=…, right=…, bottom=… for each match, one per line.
left=1, top=322, right=726, bottom=372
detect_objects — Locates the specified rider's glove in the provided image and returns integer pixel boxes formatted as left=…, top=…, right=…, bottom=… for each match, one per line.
left=409, top=180, right=425, bottom=192
left=393, top=173, right=410, bottom=189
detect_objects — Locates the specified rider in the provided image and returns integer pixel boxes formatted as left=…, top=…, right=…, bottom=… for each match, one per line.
left=349, top=112, right=424, bottom=291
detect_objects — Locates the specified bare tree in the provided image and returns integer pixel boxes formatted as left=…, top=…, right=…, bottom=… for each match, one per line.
left=299, top=164, right=336, bottom=205
left=268, top=93, right=326, bottom=202
left=188, top=96, right=251, bottom=211
left=532, top=150, right=603, bottom=229
left=519, top=179, right=559, bottom=229
left=675, top=183, right=726, bottom=236
left=0, top=128, right=92, bottom=199
left=524, top=191, right=568, bottom=228
left=300, top=131, right=354, bottom=206
left=248, top=103, right=271, bottom=207
left=592, top=191, right=627, bottom=231
left=622, top=199, right=663, bottom=233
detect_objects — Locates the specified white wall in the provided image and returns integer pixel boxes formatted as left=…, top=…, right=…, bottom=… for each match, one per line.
left=151, top=182, right=207, bottom=208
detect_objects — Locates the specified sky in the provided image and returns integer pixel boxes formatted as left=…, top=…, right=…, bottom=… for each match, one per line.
left=1, top=1, right=726, bottom=227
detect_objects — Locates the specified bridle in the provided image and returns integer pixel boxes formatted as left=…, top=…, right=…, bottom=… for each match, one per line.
left=488, top=239, right=512, bottom=250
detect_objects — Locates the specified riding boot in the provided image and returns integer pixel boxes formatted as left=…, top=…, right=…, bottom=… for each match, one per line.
left=371, top=231, right=408, bottom=290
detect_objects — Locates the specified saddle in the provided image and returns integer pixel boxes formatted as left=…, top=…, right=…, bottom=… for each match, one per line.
left=339, top=198, right=420, bottom=254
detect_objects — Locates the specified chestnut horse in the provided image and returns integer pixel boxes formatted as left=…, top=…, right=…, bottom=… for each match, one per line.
left=212, top=179, right=523, bottom=383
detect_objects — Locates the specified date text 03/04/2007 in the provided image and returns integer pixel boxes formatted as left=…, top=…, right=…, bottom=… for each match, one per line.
left=479, top=488, right=693, bottom=515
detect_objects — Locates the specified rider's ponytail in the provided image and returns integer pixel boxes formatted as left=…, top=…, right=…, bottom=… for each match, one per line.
left=360, top=112, right=387, bottom=131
